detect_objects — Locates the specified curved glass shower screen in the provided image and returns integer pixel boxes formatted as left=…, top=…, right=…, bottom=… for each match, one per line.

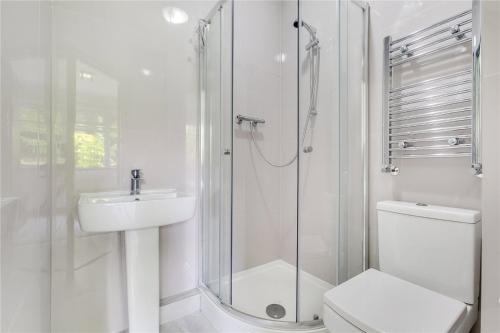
left=200, top=2, right=232, bottom=305
left=200, top=0, right=369, bottom=326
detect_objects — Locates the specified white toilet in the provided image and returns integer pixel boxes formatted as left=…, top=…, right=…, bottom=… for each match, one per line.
left=323, top=201, right=481, bottom=333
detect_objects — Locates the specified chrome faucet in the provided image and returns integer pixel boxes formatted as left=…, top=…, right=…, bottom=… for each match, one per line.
left=130, top=169, right=143, bottom=195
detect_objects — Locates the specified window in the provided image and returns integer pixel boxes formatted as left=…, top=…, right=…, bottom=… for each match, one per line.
left=74, top=61, right=118, bottom=169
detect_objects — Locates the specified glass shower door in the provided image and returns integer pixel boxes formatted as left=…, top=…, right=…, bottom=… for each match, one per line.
left=200, top=3, right=232, bottom=305
left=200, top=0, right=368, bottom=326
left=230, top=0, right=299, bottom=322
left=297, top=0, right=369, bottom=322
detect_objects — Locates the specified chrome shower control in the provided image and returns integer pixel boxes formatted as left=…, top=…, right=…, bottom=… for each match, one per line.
left=236, top=114, right=265, bottom=126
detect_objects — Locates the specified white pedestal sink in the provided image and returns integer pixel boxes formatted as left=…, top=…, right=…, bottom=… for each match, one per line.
left=77, top=189, right=195, bottom=333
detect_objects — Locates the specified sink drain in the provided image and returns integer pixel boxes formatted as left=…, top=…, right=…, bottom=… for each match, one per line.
left=266, top=304, right=286, bottom=319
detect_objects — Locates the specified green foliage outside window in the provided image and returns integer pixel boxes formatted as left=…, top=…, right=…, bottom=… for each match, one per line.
left=74, top=131, right=106, bottom=168
left=17, top=107, right=49, bottom=166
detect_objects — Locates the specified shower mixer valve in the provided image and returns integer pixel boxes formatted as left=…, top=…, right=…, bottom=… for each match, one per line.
left=236, top=114, right=266, bottom=126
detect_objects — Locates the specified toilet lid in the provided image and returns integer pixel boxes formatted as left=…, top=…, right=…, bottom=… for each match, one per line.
left=324, top=269, right=467, bottom=333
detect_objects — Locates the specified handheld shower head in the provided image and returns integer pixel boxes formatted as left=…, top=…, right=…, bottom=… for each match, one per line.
left=293, top=20, right=319, bottom=50
left=301, top=21, right=317, bottom=36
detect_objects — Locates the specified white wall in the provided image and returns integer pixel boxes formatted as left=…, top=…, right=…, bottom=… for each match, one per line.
left=480, top=0, right=500, bottom=331
left=0, top=1, right=52, bottom=331
left=367, top=0, right=481, bottom=268
left=51, top=1, right=214, bottom=331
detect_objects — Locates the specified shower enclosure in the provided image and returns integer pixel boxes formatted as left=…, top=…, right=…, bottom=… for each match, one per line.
left=199, top=0, right=369, bottom=328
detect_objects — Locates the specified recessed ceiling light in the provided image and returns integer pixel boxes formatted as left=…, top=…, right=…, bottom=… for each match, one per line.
left=141, top=68, right=152, bottom=76
left=162, top=7, right=188, bottom=25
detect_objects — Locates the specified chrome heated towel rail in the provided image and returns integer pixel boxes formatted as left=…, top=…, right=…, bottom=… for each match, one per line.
left=382, top=8, right=482, bottom=175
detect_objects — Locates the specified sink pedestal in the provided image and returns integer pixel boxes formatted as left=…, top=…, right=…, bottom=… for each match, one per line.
left=78, top=190, right=196, bottom=333
left=125, top=227, right=159, bottom=333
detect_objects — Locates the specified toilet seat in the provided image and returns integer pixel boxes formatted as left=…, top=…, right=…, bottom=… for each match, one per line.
left=323, top=269, right=474, bottom=333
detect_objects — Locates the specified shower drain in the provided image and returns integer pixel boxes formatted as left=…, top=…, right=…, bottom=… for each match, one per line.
left=266, top=304, right=286, bottom=319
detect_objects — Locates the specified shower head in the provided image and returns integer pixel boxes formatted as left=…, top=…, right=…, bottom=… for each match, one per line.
left=301, top=21, right=317, bottom=36
left=293, top=20, right=319, bottom=51
left=293, top=19, right=316, bottom=34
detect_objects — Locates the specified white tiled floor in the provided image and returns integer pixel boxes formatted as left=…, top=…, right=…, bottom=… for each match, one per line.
left=160, top=312, right=218, bottom=333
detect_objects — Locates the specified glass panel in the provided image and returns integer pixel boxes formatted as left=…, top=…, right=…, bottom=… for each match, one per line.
left=231, top=0, right=298, bottom=322
left=338, top=0, right=367, bottom=283
left=201, top=9, right=222, bottom=298
left=220, top=1, right=233, bottom=304
left=200, top=0, right=367, bottom=325
left=201, top=3, right=232, bottom=304
left=297, top=0, right=340, bottom=322
left=1, top=1, right=52, bottom=331
left=297, top=0, right=368, bottom=322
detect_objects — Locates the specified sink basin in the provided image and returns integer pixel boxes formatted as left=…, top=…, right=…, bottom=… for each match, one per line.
left=78, top=189, right=195, bottom=232
left=77, top=189, right=195, bottom=333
